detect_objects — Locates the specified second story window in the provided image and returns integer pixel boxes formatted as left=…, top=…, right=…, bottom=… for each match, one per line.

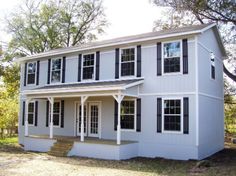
left=163, top=41, right=181, bottom=74
left=51, top=58, right=62, bottom=83
left=210, top=52, right=215, bottom=79
left=82, top=54, right=95, bottom=80
left=120, top=48, right=136, bottom=77
left=27, top=62, right=36, bottom=84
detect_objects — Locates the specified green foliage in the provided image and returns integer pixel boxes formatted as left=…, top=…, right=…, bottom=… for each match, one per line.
left=0, top=136, right=18, bottom=145
left=4, top=0, right=107, bottom=59
left=0, top=87, right=18, bottom=134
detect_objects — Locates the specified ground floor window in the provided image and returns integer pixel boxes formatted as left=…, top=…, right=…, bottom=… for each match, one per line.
left=49, top=101, right=61, bottom=127
left=121, top=100, right=136, bottom=130
left=28, top=102, right=35, bottom=125
left=163, top=99, right=182, bottom=132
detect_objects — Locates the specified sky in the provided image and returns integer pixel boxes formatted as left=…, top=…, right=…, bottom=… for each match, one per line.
left=0, top=0, right=163, bottom=45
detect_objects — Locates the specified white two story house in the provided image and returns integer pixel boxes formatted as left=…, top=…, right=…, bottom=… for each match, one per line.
left=18, top=23, right=225, bottom=160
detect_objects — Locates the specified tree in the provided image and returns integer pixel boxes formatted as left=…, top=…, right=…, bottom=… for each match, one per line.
left=152, top=0, right=236, bottom=82
left=0, top=0, right=108, bottom=137
left=4, top=0, right=107, bottom=60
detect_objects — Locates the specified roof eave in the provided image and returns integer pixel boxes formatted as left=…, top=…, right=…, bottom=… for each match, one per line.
left=16, top=30, right=203, bottom=63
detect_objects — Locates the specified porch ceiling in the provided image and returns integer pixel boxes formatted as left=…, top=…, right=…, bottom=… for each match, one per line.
left=22, top=78, right=144, bottom=99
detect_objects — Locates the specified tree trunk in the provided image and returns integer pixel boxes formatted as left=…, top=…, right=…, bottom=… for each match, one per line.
left=223, top=64, right=236, bottom=82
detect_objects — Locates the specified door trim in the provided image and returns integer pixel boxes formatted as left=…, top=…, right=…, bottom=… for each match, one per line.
left=88, top=102, right=101, bottom=138
left=74, top=101, right=101, bottom=138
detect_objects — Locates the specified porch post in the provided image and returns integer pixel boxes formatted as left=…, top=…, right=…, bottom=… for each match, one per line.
left=81, top=96, right=88, bottom=142
left=113, top=94, right=124, bottom=145
left=24, top=99, right=29, bottom=136
left=48, top=97, right=54, bottom=139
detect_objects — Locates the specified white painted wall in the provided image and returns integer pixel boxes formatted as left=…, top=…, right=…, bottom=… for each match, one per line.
left=19, top=29, right=224, bottom=160
left=197, top=29, right=224, bottom=159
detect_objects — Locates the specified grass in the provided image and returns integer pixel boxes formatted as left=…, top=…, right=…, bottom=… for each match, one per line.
left=0, top=136, right=18, bottom=145
left=0, top=136, right=236, bottom=176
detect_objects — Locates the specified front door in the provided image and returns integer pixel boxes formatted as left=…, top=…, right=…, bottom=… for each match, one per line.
left=76, top=102, right=100, bottom=137
left=88, top=102, right=100, bottom=137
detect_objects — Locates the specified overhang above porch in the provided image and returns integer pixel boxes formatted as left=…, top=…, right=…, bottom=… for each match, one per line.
left=21, top=78, right=144, bottom=98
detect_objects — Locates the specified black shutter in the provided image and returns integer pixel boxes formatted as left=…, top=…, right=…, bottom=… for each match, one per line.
left=96, top=51, right=100, bottom=80
left=157, top=98, right=162, bottom=133
left=36, top=61, right=40, bottom=85
left=24, top=63, right=27, bottom=86
left=78, top=54, right=82, bottom=82
left=211, top=65, right=215, bottom=79
left=136, top=98, right=141, bottom=132
left=46, top=100, right=49, bottom=127
left=183, top=97, right=189, bottom=134
left=115, top=48, right=119, bottom=79
left=137, top=45, right=142, bottom=77
left=114, top=100, right=118, bottom=131
left=182, top=39, right=188, bottom=74
left=35, top=101, right=38, bottom=126
left=62, top=57, right=66, bottom=83
left=157, top=42, right=162, bottom=76
left=47, top=59, right=51, bottom=84
left=61, top=100, right=64, bottom=128
left=22, top=101, right=25, bottom=126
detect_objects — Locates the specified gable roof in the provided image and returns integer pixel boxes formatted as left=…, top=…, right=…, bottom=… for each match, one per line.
left=17, top=23, right=226, bottom=62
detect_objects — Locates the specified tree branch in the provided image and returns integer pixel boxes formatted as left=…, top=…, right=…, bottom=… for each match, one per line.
left=224, top=64, right=236, bottom=82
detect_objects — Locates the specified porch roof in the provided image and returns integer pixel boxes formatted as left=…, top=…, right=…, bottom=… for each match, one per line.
left=22, top=78, right=144, bottom=98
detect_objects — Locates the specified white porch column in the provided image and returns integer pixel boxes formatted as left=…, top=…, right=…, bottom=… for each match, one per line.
left=48, top=97, right=54, bottom=139
left=80, top=96, right=88, bottom=142
left=24, top=99, right=29, bottom=136
left=113, top=94, right=124, bottom=145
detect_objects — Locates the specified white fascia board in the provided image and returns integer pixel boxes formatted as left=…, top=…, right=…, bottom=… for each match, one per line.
left=22, top=86, right=125, bottom=95
left=16, top=30, right=204, bottom=63
left=123, top=80, right=144, bottom=89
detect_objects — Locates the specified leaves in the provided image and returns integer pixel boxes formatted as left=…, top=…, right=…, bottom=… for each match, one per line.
left=4, top=0, right=107, bottom=60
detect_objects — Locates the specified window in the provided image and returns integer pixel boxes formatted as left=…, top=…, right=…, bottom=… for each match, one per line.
left=210, top=52, right=215, bottom=79
left=51, top=58, right=62, bottom=83
left=52, top=102, right=61, bottom=127
left=120, top=48, right=135, bottom=76
left=82, top=54, right=95, bottom=80
left=28, top=102, right=35, bottom=125
left=121, top=100, right=136, bottom=130
left=27, top=62, right=36, bottom=84
left=163, top=99, right=182, bottom=132
left=163, top=41, right=181, bottom=73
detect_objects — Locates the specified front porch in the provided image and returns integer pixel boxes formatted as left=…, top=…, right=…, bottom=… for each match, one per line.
left=22, top=79, right=143, bottom=146
left=24, top=135, right=139, bottom=160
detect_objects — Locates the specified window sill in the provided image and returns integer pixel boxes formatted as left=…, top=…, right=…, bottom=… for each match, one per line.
left=121, top=129, right=136, bottom=132
left=162, top=130, right=183, bottom=134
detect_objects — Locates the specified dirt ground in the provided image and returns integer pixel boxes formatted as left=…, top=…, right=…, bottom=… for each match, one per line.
left=0, top=142, right=236, bottom=176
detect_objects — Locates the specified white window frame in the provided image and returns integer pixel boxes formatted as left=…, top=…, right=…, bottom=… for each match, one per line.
left=28, top=101, right=35, bottom=126
left=119, top=46, right=137, bottom=78
left=81, top=53, right=96, bottom=81
left=162, top=40, right=183, bottom=75
left=50, top=58, right=62, bottom=84
left=49, top=100, right=61, bottom=128
left=26, top=61, right=37, bottom=85
left=162, top=97, right=183, bottom=134
left=120, top=98, right=137, bottom=132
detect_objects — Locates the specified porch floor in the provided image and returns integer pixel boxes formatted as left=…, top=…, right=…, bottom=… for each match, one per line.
left=27, top=135, right=137, bottom=146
